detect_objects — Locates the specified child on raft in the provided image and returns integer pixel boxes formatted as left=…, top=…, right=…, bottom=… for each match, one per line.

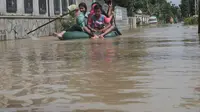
left=84, top=4, right=114, bottom=39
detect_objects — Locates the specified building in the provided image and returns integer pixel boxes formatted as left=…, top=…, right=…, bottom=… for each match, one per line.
left=0, top=0, right=95, bottom=16
left=0, top=0, right=129, bottom=40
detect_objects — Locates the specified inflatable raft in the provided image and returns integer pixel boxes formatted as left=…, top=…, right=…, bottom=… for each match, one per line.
left=59, top=31, right=119, bottom=40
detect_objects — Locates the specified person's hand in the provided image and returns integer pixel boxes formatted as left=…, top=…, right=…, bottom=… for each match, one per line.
left=99, top=29, right=105, bottom=33
left=91, top=35, right=98, bottom=39
left=108, top=1, right=112, bottom=7
left=91, top=29, right=97, bottom=32
left=99, top=34, right=105, bottom=39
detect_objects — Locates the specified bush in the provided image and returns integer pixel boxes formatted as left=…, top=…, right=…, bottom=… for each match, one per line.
left=184, top=17, right=198, bottom=25
left=60, top=16, right=76, bottom=30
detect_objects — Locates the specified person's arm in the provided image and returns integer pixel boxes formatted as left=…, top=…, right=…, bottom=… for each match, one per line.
left=99, top=16, right=111, bottom=32
left=100, top=15, right=113, bottom=32
left=76, top=13, right=85, bottom=27
left=87, top=14, right=96, bottom=32
left=104, top=15, right=113, bottom=23
left=100, top=23, right=111, bottom=32
left=107, top=2, right=113, bottom=17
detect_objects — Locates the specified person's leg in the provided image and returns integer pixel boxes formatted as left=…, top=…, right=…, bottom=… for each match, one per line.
left=83, top=26, right=98, bottom=39
left=99, top=25, right=115, bottom=38
left=53, top=25, right=76, bottom=38
left=68, top=25, right=83, bottom=31
left=53, top=25, right=83, bottom=38
left=53, top=31, right=66, bottom=38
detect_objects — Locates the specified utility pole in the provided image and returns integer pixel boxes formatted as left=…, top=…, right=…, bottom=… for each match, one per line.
left=198, top=0, right=200, bottom=33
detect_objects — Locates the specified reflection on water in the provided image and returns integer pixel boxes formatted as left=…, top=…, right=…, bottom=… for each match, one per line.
left=0, top=24, right=200, bottom=112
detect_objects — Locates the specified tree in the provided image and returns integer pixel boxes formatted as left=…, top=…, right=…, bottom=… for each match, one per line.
left=179, top=0, right=196, bottom=18
left=114, top=0, right=181, bottom=22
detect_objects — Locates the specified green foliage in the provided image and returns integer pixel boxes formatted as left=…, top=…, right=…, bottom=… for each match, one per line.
left=114, top=0, right=181, bottom=23
left=184, top=16, right=198, bottom=25
left=179, top=0, right=190, bottom=17
left=179, top=0, right=196, bottom=18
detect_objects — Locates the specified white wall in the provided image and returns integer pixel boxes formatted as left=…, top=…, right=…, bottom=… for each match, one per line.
left=17, top=0, right=24, bottom=15
left=49, top=0, right=55, bottom=16
left=0, top=0, right=49, bottom=17
left=0, top=0, right=6, bottom=15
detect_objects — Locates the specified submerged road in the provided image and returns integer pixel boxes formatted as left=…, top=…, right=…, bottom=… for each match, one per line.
left=0, top=24, right=200, bottom=112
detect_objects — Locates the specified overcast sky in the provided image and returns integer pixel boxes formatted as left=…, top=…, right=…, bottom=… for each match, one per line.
left=167, top=0, right=180, bottom=5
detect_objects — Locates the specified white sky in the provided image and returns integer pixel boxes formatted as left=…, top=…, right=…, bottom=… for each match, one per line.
left=167, top=0, right=180, bottom=5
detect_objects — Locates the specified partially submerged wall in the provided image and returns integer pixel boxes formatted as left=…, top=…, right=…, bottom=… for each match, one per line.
left=0, top=16, right=56, bottom=40
left=0, top=0, right=135, bottom=40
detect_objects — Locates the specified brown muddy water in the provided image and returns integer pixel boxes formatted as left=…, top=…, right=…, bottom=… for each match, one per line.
left=0, top=24, right=200, bottom=112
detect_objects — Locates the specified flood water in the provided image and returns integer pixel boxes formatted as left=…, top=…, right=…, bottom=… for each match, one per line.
left=0, top=24, right=200, bottom=112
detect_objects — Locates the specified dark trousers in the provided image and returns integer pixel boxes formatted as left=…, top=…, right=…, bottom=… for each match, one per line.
left=66, top=24, right=83, bottom=32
